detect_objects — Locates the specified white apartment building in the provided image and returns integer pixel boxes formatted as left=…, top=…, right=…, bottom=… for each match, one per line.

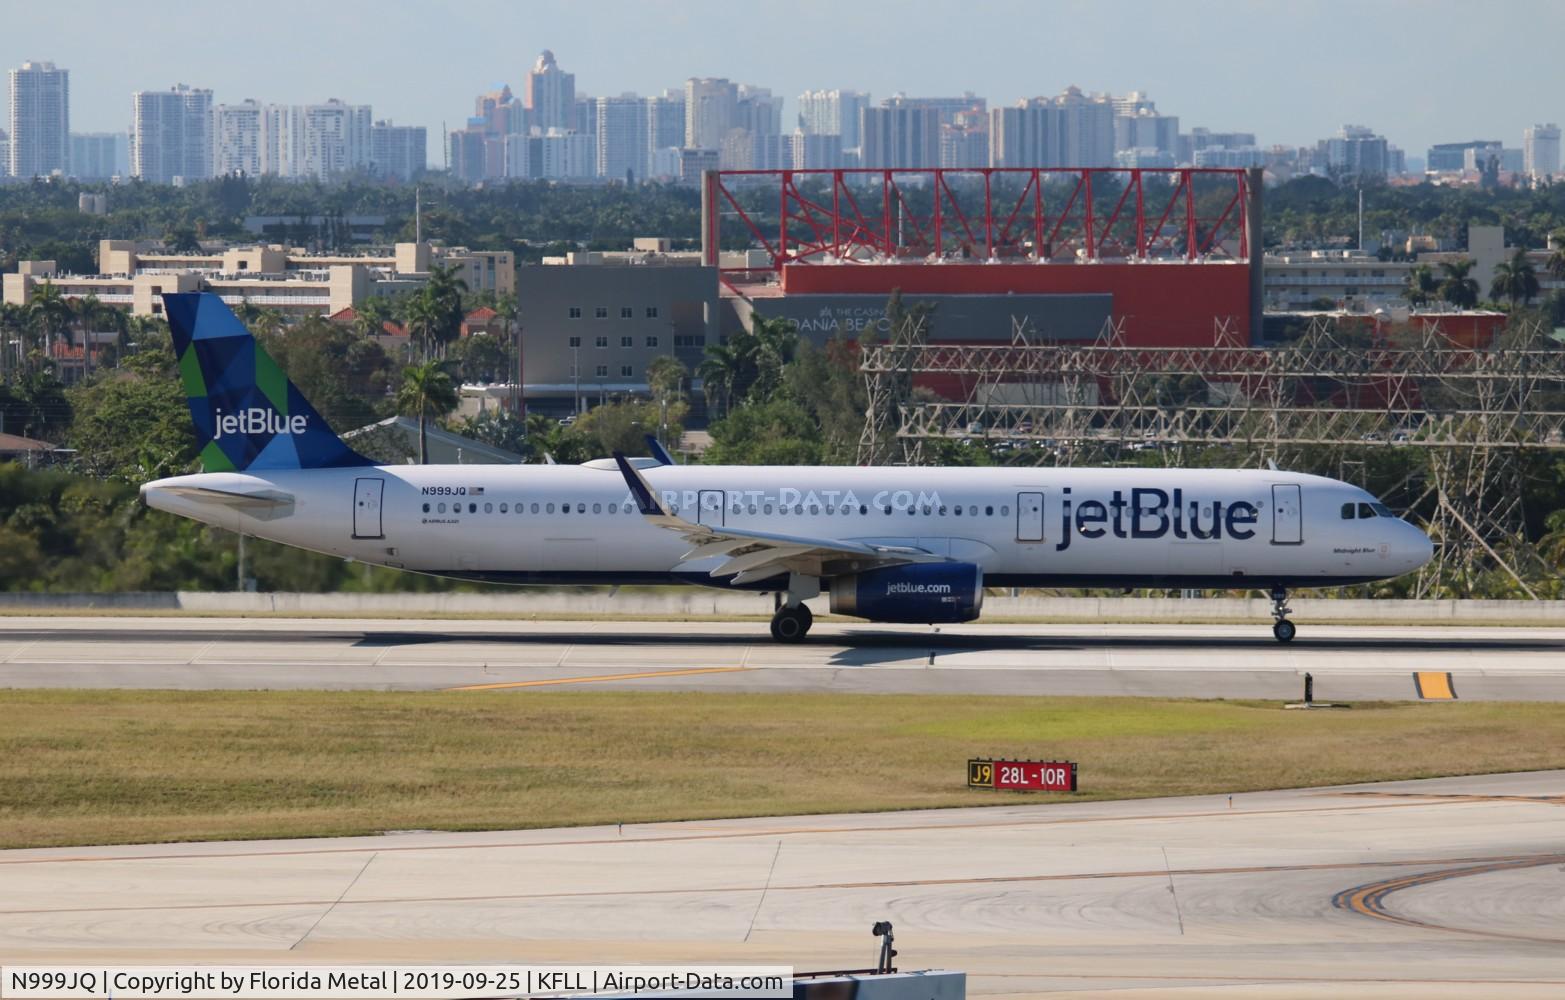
left=596, top=94, right=648, bottom=181
left=644, top=90, right=685, bottom=164
left=1524, top=124, right=1561, bottom=180
left=8, top=61, right=70, bottom=178
left=539, top=128, right=594, bottom=180
left=797, top=89, right=869, bottom=151
left=298, top=99, right=371, bottom=179
left=213, top=100, right=263, bottom=176
left=131, top=84, right=212, bottom=183
left=684, top=77, right=736, bottom=151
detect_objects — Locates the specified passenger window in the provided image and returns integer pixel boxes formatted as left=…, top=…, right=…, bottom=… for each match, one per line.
left=422, top=503, right=430, bottom=513
left=531, top=503, right=540, bottom=514
left=825, top=505, right=835, bottom=515
left=749, top=504, right=757, bottom=515
left=764, top=504, right=773, bottom=514
left=969, top=505, right=977, bottom=516
left=954, top=506, right=962, bottom=516
left=939, top=506, right=947, bottom=515
left=809, top=505, right=819, bottom=515
left=985, top=505, right=994, bottom=516
left=1341, top=503, right=1355, bottom=520
left=883, top=505, right=892, bottom=515
left=1001, top=506, right=1010, bottom=516
left=577, top=503, right=586, bottom=513
left=484, top=502, right=493, bottom=513
left=609, top=503, right=618, bottom=514
left=499, top=503, right=508, bottom=513
left=592, top=503, right=601, bottom=514
left=469, top=503, right=477, bottom=514
left=561, top=504, right=570, bottom=515
left=437, top=502, right=446, bottom=513
left=1358, top=503, right=1376, bottom=519
left=859, top=505, right=868, bottom=515
left=546, top=502, right=555, bottom=513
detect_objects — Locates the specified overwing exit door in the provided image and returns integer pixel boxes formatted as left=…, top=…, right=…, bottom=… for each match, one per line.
left=353, top=477, right=384, bottom=539
left=697, top=490, right=725, bottom=527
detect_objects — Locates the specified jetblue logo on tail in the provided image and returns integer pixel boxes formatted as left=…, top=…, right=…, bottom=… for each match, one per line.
left=215, top=408, right=309, bottom=437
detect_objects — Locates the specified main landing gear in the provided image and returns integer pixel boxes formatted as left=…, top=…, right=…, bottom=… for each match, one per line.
left=770, top=573, right=818, bottom=643
left=1270, top=585, right=1296, bottom=643
left=770, top=603, right=813, bottom=643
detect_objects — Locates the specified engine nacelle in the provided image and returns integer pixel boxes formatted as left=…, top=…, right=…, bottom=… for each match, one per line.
left=829, top=562, right=984, bottom=624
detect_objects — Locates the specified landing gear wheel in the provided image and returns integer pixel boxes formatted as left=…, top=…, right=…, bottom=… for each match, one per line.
left=1269, top=585, right=1295, bottom=643
left=769, top=603, right=812, bottom=644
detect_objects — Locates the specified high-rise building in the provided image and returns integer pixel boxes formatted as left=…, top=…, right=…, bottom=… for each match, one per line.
left=883, top=93, right=985, bottom=127
left=1426, top=140, right=1499, bottom=173
left=131, top=84, right=213, bottom=184
left=1053, top=87, right=1114, bottom=167
left=70, top=133, right=125, bottom=180
left=538, top=128, right=594, bottom=180
left=645, top=89, right=685, bottom=168
left=684, top=77, right=737, bottom=150
left=1524, top=124, right=1561, bottom=180
left=1319, top=125, right=1391, bottom=177
left=1113, top=98, right=1179, bottom=157
left=475, top=84, right=527, bottom=136
left=597, top=94, right=648, bottom=182
left=8, top=61, right=70, bottom=178
left=213, top=100, right=264, bottom=177
left=524, top=50, right=575, bottom=131
left=797, top=89, right=869, bottom=151
left=736, top=85, right=783, bottom=137
left=860, top=105, right=940, bottom=169
left=370, top=120, right=426, bottom=182
left=448, top=128, right=489, bottom=184
left=297, top=99, right=372, bottom=179
left=261, top=104, right=302, bottom=177
left=989, top=100, right=1062, bottom=168
left=790, top=130, right=843, bottom=169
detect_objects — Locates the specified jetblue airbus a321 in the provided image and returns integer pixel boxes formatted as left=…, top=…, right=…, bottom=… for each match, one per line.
left=141, top=293, right=1434, bottom=643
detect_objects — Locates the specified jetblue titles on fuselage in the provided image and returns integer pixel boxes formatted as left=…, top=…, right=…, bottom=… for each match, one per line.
left=1055, top=487, right=1258, bottom=551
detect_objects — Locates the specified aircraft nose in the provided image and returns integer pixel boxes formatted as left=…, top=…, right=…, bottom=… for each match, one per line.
left=1400, top=522, right=1435, bottom=570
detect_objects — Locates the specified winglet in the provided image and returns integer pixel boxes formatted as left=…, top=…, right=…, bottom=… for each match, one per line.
left=645, top=434, right=676, bottom=466
left=613, top=451, right=669, bottom=516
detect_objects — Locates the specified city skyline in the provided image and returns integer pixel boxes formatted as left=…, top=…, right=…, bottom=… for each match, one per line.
left=2, top=0, right=1562, bottom=167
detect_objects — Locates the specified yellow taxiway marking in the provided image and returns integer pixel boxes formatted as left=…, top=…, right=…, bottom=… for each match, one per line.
left=1414, top=671, right=1457, bottom=700
left=447, top=666, right=748, bottom=691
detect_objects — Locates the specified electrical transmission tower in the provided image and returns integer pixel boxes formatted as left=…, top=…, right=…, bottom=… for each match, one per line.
left=859, top=315, right=1565, bottom=596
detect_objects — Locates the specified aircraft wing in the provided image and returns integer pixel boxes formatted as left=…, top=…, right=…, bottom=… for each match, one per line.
left=612, top=453, right=943, bottom=584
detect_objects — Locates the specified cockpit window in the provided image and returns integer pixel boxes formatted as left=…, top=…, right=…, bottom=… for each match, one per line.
left=1371, top=502, right=1395, bottom=518
left=1341, top=503, right=1355, bottom=520
left=1358, top=502, right=1376, bottom=519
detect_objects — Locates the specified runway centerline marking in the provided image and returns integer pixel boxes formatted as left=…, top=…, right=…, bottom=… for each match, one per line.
left=446, top=666, right=748, bottom=691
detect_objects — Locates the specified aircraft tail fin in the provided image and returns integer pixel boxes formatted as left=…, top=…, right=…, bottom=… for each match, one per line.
left=163, top=292, right=374, bottom=472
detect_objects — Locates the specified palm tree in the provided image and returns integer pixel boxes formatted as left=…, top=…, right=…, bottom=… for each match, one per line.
left=26, top=283, right=72, bottom=369
left=1402, top=264, right=1437, bottom=308
left=352, top=297, right=394, bottom=340
left=1438, top=259, right=1481, bottom=310
left=696, top=342, right=744, bottom=417
left=420, top=262, right=469, bottom=357
left=396, top=360, right=458, bottom=464
left=1549, top=239, right=1565, bottom=284
left=1489, top=248, right=1540, bottom=309
left=401, top=292, right=443, bottom=362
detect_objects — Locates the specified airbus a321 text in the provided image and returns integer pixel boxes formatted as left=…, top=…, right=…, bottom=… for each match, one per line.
left=142, top=293, right=1434, bottom=643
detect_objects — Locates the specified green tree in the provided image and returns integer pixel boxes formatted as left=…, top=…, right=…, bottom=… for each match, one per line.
left=26, top=282, right=72, bottom=365
left=696, top=342, right=744, bottom=417
left=1548, top=240, right=1565, bottom=284
left=1402, top=264, right=1437, bottom=308
left=1489, top=248, right=1540, bottom=309
left=396, top=360, right=458, bottom=464
left=67, top=357, right=195, bottom=480
left=1438, top=259, right=1481, bottom=309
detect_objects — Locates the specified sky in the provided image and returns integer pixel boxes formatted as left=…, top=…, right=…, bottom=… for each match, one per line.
left=5, top=0, right=1562, bottom=164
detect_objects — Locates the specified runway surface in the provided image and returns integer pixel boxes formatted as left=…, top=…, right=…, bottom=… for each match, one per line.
left=2, top=771, right=1563, bottom=998
left=2, top=616, right=1565, bottom=700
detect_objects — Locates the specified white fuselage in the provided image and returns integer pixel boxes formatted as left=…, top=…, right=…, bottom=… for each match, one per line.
left=142, top=463, right=1434, bottom=592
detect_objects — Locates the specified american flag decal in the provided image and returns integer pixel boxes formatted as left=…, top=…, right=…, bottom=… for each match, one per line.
left=471, top=487, right=485, bottom=496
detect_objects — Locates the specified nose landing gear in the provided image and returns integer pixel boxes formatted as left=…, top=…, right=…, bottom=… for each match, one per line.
left=1270, top=586, right=1296, bottom=643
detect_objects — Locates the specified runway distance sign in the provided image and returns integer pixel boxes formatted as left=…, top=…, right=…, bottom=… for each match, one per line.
left=968, top=758, right=1078, bottom=792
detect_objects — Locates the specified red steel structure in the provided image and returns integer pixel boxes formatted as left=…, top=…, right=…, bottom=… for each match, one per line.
left=703, top=167, right=1252, bottom=285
